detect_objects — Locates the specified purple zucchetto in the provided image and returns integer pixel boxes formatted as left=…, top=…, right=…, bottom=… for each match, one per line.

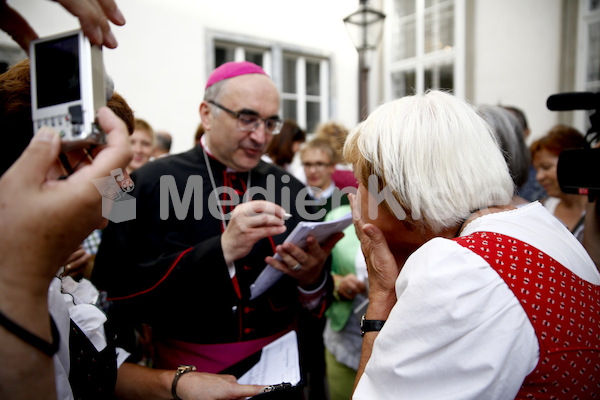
left=205, top=61, right=268, bottom=89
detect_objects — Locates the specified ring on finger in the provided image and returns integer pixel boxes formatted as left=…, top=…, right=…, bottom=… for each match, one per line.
left=291, top=263, right=302, bottom=271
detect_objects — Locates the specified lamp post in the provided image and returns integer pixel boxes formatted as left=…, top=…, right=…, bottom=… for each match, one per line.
left=344, top=0, right=386, bottom=121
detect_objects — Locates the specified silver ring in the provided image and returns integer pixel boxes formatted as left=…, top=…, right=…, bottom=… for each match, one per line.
left=291, top=263, right=302, bottom=271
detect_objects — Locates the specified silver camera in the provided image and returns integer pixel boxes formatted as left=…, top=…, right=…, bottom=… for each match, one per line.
left=30, top=30, right=107, bottom=151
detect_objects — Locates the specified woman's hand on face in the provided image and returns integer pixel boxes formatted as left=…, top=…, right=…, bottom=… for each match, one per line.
left=349, top=194, right=398, bottom=318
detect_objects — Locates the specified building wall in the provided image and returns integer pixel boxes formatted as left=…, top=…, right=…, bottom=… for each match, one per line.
left=1, top=0, right=586, bottom=150
left=468, top=0, right=565, bottom=143
left=0, top=0, right=360, bottom=154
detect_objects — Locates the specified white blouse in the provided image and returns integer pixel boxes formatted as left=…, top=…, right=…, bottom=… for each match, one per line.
left=353, top=202, right=598, bottom=400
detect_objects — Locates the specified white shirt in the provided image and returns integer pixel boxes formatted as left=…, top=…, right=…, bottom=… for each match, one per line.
left=353, top=202, right=598, bottom=400
left=305, top=181, right=336, bottom=200
left=49, top=276, right=130, bottom=400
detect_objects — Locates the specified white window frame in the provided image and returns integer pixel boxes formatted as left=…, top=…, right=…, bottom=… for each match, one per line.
left=280, top=54, right=329, bottom=132
left=383, top=0, right=465, bottom=99
left=207, top=31, right=330, bottom=132
left=575, top=0, right=600, bottom=132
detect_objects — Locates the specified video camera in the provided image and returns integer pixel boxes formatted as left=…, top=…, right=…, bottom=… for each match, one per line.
left=546, top=91, right=600, bottom=201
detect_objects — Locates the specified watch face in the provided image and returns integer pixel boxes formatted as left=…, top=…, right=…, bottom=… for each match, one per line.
left=173, top=365, right=197, bottom=400
left=177, top=365, right=196, bottom=373
left=360, top=314, right=370, bottom=329
left=360, top=314, right=367, bottom=336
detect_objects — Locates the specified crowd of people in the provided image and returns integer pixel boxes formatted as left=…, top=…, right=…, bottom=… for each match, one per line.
left=0, top=1, right=598, bottom=400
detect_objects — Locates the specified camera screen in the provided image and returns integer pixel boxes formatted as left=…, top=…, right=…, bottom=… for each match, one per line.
left=34, top=34, right=81, bottom=108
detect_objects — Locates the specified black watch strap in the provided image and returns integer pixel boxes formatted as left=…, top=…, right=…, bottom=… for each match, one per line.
left=172, top=364, right=196, bottom=400
left=360, top=314, right=386, bottom=336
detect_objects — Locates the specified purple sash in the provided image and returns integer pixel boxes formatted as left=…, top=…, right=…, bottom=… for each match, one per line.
left=153, top=329, right=291, bottom=373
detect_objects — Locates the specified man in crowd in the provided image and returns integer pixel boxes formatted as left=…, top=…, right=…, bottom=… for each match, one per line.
left=92, top=62, right=341, bottom=387
left=152, top=130, right=172, bottom=159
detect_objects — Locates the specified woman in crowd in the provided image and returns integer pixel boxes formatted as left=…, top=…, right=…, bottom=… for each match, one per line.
left=477, top=104, right=530, bottom=207
left=530, top=124, right=588, bottom=242
left=322, top=204, right=366, bottom=400
left=127, top=118, right=155, bottom=173
left=345, top=90, right=599, bottom=399
left=263, top=118, right=306, bottom=173
left=314, top=121, right=358, bottom=190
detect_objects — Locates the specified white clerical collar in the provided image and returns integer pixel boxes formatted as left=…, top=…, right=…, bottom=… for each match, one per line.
left=307, top=180, right=336, bottom=200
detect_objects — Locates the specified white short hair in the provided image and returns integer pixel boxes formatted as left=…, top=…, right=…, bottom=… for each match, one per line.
left=344, top=90, right=514, bottom=233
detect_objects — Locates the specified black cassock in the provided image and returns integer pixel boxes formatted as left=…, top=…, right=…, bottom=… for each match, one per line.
left=92, top=144, right=329, bottom=373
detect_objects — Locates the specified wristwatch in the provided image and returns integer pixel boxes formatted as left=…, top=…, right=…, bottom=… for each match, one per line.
left=172, top=364, right=197, bottom=400
left=360, top=314, right=386, bottom=336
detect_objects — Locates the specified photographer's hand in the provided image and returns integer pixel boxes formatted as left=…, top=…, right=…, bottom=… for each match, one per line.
left=54, top=0, right=126, bottom=48
left=0, top=106, right=131, bottom=298
left=0, top=107, right=130, bottom=400
left=0, top=0, right=125, bottom=54
left=0, top=1, right=38, bottom=53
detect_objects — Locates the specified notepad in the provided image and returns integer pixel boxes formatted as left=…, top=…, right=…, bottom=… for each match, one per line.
left=249, top=211, right=353, bottom=299
left=237, top=330, right=301, bottom=386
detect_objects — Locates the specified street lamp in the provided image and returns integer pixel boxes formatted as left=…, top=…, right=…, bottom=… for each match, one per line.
left=344, top=0, right=386, bottom=120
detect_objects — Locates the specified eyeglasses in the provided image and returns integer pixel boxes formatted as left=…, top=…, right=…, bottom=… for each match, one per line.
left=208, top=100, right=283, bottom=135
left=302, top=162, right=332, bottom=170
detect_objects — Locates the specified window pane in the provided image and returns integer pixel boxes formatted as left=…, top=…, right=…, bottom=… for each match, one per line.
left=395, top=0, right=415, bottom=16
left=424, top=63, right=454, bottom=92
left=283, top=56, right=297, bottom=93
left=392, top=0, right=416, bottom=61
left=283, top=99, right=297, bottom=121
left=215, top=46, right=234, bottom=67
left=306, top=101, right=320, bottom=132
left=391, top=70, right=416, bottom=98
left=425, top=1, right=454, bottom=53
left=424, top=68, right=432, bottom=89
left=439, top=3, right=455, bottom=48
left=439, top=63, right=454, bottom=91
left=391, top=18, right=416, bottom=60
left=587, top=21, right=600, bottom=83
left=245, top=50, right=263, bottom=67
left=400, top=17, right=416, bottom=59
left=306, top=60, right=320, bottom=96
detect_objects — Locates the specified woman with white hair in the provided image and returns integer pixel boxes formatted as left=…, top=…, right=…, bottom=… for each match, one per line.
left=346, top=90, right=599, bottom=399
